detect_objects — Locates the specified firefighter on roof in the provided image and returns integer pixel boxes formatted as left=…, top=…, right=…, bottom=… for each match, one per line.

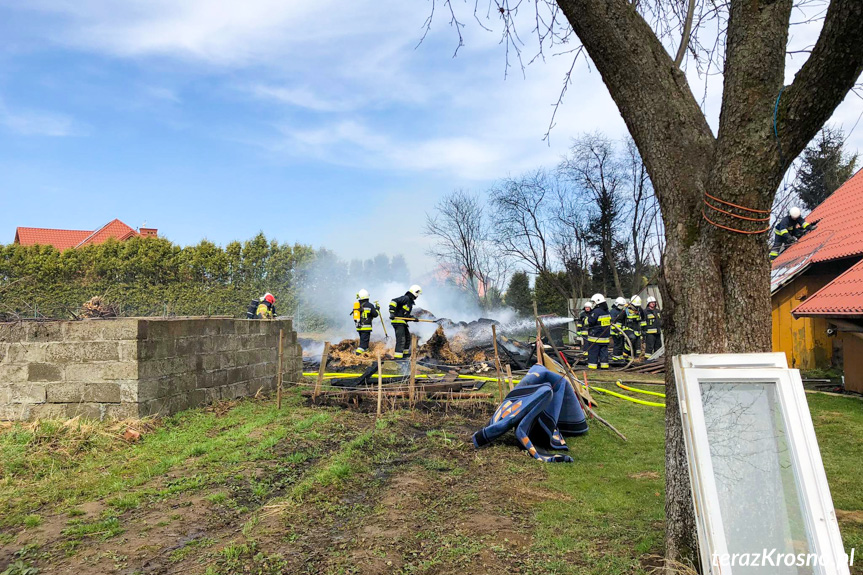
left=770, top=206, right=813, bottom=260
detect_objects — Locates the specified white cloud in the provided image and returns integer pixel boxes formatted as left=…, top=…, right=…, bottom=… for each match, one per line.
left=248, top=84, right=355, bottom=113
left=0, top=98, right=82, bottom=137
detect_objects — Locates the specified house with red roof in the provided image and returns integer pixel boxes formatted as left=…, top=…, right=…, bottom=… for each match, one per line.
left=13, top=219, right=158, bottom=251
left=771, top=168, right=863, bottom=392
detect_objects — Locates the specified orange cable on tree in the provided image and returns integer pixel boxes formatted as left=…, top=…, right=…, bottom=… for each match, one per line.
left=702, top=191, right=771, bottom=214
left=703, top=198, right=771, bottom=222
left=701, top=210, right=772, bottom=235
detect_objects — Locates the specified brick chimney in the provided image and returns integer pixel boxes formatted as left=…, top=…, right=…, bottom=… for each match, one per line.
left=139, top=228, right=158, bottom=238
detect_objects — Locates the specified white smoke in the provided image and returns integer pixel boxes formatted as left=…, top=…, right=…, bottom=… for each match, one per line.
left=292, top=249, right=567, bottom=345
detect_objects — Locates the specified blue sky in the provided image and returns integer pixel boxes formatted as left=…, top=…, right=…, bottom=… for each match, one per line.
left=1, top=1, right=860, bottom=275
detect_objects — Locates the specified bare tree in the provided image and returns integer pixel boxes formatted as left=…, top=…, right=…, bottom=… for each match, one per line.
left=424, top=190, right=506, bottom=308
left=490, top=169, right=580, bottom=302
left=552, top=186, right=593, bottom=300
left=424, top=0, right=863, bottom=564
left=560, top=133, right=626, bottom=297
left=622, top=137, right=662, bottom=295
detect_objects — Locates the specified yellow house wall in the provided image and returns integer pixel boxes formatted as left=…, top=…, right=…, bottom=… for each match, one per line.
left=771, top=275, right=834, bottom=370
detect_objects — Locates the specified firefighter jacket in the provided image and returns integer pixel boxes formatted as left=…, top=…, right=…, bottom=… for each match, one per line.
left=255, top=301, right=274, bottom=319
left=389, top=292, right=416, bottom=324
left=355, top=299, right=379, bottom=331
left=774, top=215, right=810, bottom=241
left=644, top=306, right=662, bottom=334
left=610, top=306, right=625, bottom=335
left=577, top=310, right=591, bottom=336
left=625, top=305, right=646, bottom=336
left=587, top=302, right=611, bottom=343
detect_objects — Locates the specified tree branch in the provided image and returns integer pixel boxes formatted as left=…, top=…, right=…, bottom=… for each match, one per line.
left=556, top=0, right=715, bottom=232
left=674, top=0, right=696, bottom=67
left=780, top=0, right=863, bottom=161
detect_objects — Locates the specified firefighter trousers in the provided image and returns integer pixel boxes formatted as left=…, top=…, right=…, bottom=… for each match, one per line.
left=645, top=332, right=660, bottom=355
left=393, top=323, right=411, bottom=359
left=587, top=340, right=609, bottom=369
left=356, top=330, right=371, bottom=353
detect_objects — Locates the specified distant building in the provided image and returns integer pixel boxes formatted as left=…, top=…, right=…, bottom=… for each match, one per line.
left=771, top=168, right=863, bottom=392
left=13, top=219, right=157, bottom=251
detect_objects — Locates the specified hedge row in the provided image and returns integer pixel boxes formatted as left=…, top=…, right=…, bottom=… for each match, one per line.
left=0, top=234, right=317, bottom=324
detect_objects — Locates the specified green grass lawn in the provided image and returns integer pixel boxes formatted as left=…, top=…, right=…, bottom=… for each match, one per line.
left=0, top=386, right=860, bottom=575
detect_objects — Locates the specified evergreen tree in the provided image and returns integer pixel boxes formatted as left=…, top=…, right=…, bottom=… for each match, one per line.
left=793, top=126, right=858, bottom=211
left=534, top=272, right=568, bottom=316
left=504, top=271, right=533, bottom=316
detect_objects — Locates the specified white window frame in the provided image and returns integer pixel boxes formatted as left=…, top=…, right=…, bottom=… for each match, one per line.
left=673, top=353, right=849, bottom=575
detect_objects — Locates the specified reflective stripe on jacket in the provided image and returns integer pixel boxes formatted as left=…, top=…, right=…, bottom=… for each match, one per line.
left=356, top=299, right=379, bottom=331
left=389, top=293, right=415, bottom=324
left=587, top=303, right=611, bottom=343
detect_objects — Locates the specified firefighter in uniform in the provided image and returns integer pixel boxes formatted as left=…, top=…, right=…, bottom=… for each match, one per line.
left=352, top=289, right=379, bottom=355
left=389, top=285, right=422, bottom=359
left=643, top=296, right=662, bottom=355
left=255, top=293, right=275, bottom=319
left=586, top=293, right=611, bottom=370
left=770, top=206, right=812, bottom=260
left=611, top=297, right=627, bottom=360
left=624, top=295, right=646, bottom=358
left=576, top=300, right=593, bottom=352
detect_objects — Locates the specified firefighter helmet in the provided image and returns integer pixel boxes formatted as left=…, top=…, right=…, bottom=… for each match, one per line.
left=583, top=300, right=593, bottom=310
left=357, top=289, right=370, bottom=300
left=591, top=293, right=606, bottom=305
left=789, top=206, right=801, bottom=219
left=631, top=295, right=642, bottom=307
left=614, top=297, right=627, bottom=308
left=264, top=293, right=275, bottom=304
left=647, top=296, right=657, bottom=304
left=409, top=285, right=422, bottom=297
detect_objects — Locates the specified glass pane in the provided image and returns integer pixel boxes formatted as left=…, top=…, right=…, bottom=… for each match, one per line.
left=700, top=381, right=817, bottom=574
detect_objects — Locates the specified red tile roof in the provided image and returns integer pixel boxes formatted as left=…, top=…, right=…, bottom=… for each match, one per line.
left=14, top=228, right=93, bottom=251
left=772, top=168, right=863, bottom=268
left=74, top=219, right=138, bottom=247
left=793, top=258, right=863, bottom=317
left=14, top=219, right=154, bottom=250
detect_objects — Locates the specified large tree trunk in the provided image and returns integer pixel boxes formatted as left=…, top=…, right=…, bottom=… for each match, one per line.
left=555, top=0, right=863, bottom=567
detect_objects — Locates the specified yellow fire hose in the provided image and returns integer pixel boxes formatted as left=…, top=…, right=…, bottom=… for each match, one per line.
left=589, top=381, right=666, bottom=408
left=301, top=372, right=521, bottom=384
left=616, top=381, right=666, bottom=398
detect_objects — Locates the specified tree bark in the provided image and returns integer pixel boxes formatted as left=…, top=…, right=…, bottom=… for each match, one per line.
left=556, top=0, right=863, bottom=566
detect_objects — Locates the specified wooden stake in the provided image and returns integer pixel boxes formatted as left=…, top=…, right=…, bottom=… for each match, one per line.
left=533, top=300, right=543, bottom=365
left=491, top=324, right=504, bottom=402
left=277, top=329, right=284, bottom=410
left=376, top=353, right=383, bottom=417
left=313, top=341, right=331, bottom=401
left=505, top=364, right=514, bottom=392
left=409, top=334, right=418, bottom=405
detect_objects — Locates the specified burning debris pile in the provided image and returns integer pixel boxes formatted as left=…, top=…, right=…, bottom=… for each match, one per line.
left=302, top=316, right=533, bottom=373
left=80, top=296, right=119, bottom=319
left=418, top=326, right=490, bottom=365
left=327, top=340, right=391, bottom=367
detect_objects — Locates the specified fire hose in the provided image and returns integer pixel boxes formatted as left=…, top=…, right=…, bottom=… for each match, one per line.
left=589, top=380, right=665, bottom=407
left=615, top=381, right=666, bottom=398
left=301, top=372, right=521, bottom=384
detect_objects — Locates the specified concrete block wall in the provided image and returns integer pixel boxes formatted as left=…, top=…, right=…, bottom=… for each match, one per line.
left=0, top=318, right=301, bottom=420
